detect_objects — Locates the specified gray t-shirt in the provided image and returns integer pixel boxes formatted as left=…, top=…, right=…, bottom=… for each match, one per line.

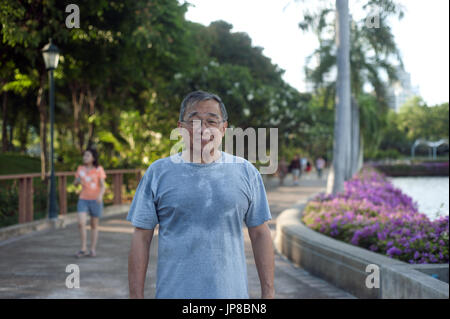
left=126, top=151, right=272, bottom=299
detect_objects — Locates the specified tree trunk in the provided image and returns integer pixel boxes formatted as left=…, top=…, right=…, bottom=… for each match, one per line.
left=87, top=86, right=97, bottom=116
left=8, top=122, right=13, bottom=150
left=326, top=164, right=335, bottom=195
left=37, top=74, right=48, bottom=181
left=350, top=96, right=360, bottom=178
left=330, top=0, right=352, bottom=194
left=357, top=134, right=364, bottom=172
left=86, top=86, right=98, bottom=147
left=2, top=91, right=8, bottom=152
left=70, top=83, right=85, bottom=153
left=18, top=117, right=28, bottom=153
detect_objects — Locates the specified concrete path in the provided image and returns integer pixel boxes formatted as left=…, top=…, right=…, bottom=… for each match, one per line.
left=0, top=169, right=355, bottom=299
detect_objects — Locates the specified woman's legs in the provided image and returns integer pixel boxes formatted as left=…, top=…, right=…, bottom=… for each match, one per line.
left=90, top=217, right=99, bottom=256
left=77, top=212, right=88, bottom=252
left=292, top=169, right=300, bottom=185
left=279, top=174, right=284, bottom=186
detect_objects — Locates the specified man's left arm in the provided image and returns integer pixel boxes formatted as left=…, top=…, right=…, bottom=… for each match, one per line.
left=248, top=222, right=275, bottom=299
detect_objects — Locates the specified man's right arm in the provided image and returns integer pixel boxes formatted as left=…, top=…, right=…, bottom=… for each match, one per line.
left=128, top=227, right=154, bottom=299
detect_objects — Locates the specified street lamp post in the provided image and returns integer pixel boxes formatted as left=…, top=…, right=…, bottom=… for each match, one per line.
left=42, top=39, right=60, bottom=220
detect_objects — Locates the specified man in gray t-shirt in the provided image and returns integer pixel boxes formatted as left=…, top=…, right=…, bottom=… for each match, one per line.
left=127, top=91, right=275, bottom=299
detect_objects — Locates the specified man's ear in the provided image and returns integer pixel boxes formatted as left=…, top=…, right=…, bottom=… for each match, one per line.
left=222, top=121, right=228, bottom=133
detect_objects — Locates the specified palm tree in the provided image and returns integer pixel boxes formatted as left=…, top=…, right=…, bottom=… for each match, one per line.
left=298, top=0, right=404, bottom=193
left=332, top=0, right=352, bottom=194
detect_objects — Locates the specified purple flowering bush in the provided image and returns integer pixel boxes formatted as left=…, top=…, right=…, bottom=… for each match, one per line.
left=302, top=166, right=449, bottom=264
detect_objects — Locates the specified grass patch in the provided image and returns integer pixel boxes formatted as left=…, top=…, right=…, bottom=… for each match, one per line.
left=0, top=153, right=67, bottom=175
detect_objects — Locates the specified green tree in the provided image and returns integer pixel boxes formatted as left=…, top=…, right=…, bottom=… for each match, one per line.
left=397, top=97, right=449, bottom=142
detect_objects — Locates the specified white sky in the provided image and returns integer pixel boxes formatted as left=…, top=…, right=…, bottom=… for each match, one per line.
left=185, top=0, right=449, bottom=106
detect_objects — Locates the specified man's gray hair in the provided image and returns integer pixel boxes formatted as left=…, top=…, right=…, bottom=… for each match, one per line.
left=179, top=90, right=228, bottom=122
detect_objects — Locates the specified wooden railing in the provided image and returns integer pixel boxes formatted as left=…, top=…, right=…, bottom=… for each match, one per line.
left=0, top=169, right=143, bottom=224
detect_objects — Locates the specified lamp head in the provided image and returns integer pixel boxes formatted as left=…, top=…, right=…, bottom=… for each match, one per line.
left=41, top=38, right=60, bottom=70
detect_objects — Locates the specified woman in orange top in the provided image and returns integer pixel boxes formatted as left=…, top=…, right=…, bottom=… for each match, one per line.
left=74, top=148, right=106, bottom=258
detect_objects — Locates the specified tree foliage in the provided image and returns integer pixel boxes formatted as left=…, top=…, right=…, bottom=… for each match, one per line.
left=1, top=1, right=312, bottom=171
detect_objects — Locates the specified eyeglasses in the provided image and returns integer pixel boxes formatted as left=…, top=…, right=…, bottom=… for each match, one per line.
left=181, top=118, right=225, bottom=128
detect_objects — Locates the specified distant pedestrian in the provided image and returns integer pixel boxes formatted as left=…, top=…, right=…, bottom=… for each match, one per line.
left=74, top=148, right=106, bottom=258
left=277, top=157, right=288, bottom=186
left=306, top=160, right=312, bottom=173
left=289, top=154, right=302, bottom=185
left=301, top=157, right=308, bottom=172
left=316, top=156, right=326, bottom=179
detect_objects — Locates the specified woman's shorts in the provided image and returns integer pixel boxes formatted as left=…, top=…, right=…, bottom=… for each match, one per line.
left=292, top=168, right=301, bottom=177
left=77, top=199, right=103, bottom=218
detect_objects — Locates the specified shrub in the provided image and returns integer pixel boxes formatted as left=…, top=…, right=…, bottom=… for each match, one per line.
left=302, top=166, right=449, bottom=264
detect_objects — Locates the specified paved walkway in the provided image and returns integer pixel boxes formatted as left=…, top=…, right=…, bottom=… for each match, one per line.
left=0, top=169, right=355, bottom=299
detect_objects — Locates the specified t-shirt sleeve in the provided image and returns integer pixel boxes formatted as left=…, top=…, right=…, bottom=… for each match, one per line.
left=98, top=166, right=106, bottom=179
left=244, top=163, right=272, bottom=228
left=126, top=168, right=159, bottom=230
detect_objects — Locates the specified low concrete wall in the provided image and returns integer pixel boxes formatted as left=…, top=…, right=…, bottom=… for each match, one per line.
left=0, top=204, right=131, bottom=242
left=372, top=163, right=449, bottom=177
left=412, top=264, right=449, bottom=283
left=274, top=202, right=449, bottom=299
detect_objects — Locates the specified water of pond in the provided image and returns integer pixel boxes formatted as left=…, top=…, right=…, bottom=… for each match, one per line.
left=388, top=176, right=449, bottom=221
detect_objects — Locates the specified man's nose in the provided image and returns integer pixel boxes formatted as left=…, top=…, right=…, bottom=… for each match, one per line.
left=195, top=127, right=213, bottom=138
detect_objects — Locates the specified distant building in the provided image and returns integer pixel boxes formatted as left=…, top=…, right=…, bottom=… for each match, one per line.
left=387, top=67, right=421, bottom=112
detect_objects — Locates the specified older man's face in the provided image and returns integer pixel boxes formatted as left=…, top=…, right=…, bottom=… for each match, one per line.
left=177, top=99, right=228, bottom=155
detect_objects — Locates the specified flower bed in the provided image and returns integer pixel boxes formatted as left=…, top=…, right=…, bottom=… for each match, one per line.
left=302, top=166, right=449, bottom=264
